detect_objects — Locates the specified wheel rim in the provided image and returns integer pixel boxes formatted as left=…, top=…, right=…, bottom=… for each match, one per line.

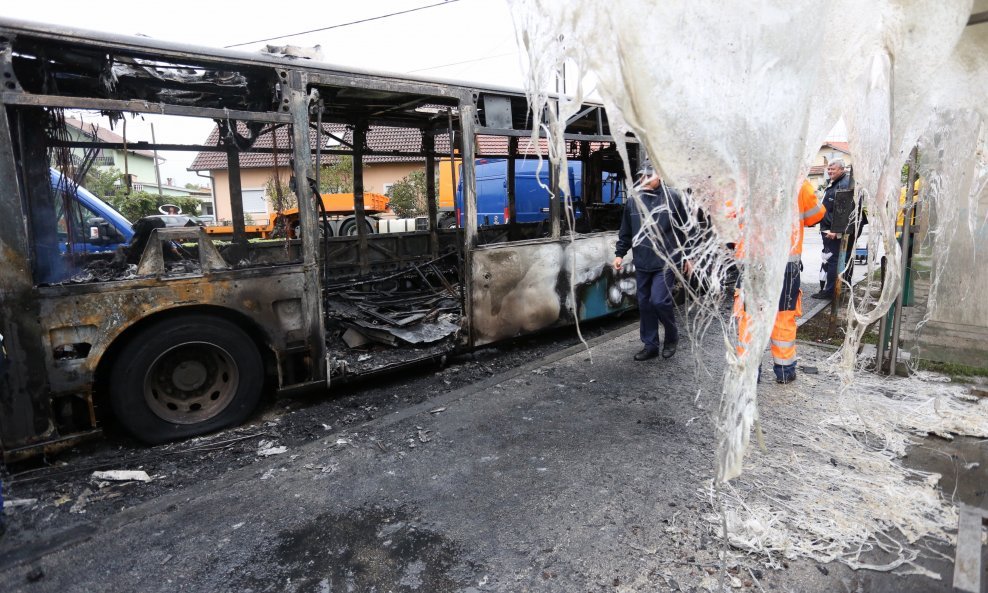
left=294, top=222, right=330, bottom=238
left=344, top=222, right=370, bottom=236
left=143, top=341, right=240, bottom=424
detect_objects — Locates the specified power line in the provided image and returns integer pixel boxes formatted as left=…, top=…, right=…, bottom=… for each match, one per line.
left=405, top=50, right=517, bottom=74
left=225, top=0, right=462, bottom=48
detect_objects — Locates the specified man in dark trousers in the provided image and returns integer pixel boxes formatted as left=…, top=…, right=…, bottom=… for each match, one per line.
left=613, top=159, right=692, bottom=361
left=812, top=158, right=856, bottom=299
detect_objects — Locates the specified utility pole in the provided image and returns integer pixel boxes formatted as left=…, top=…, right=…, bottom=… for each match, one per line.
left=122, top=118, right=131, bottom=193
left=150, top=122, right=164, bottom=200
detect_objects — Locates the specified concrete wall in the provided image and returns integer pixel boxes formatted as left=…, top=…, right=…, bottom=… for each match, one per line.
left=107, top=149, right=158, bottom=182
left=904, top=176, right=988, bottom=367
left=811, top=148, right=853, bottom=169
left=363, top=163, right=421, bottom=194
left=211, top=169, right=274, bottom=224
left=64, top=126, right=158, bottom=182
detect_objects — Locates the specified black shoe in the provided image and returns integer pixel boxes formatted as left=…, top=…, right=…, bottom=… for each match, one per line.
left=634, top=348, right=659, bottom=361
left=661, top=340, right=678, bottom=359
left=775, top=363, right=797, bottom=384
left=810, top=291, right=832, bottom=300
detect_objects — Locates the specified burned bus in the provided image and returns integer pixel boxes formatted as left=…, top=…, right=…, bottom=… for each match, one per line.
left=0, top=18, right=637, bottom=460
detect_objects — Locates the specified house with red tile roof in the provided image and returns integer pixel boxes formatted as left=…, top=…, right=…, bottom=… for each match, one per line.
left=808, top=141, right=853, bottom=190
left=189, top=123, right=449, bottom=225
left=64, top=117, right=213, bottom=215
left=64, top=117, right=160, bottom=182
left=189, top=122, right=572, bottom=225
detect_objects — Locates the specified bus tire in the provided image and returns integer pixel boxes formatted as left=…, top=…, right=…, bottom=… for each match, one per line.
left=108, top=314, right=264, bottom=444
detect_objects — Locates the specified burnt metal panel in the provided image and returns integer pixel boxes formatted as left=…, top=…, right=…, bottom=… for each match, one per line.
left=134, top=228, right=230, bottom=276
left=473, top=126, right=622, bottom=143
left=320, top=232, right=442, bottom=277
left=0, top=93, right=293, bottom=123
left=225, top=136, right=249, bottom=251
left=423, top=131, right=439, bottom=259
left=352, top=123, right=371, bottom=273
left=1, top=262, right=321, bottom=453
left=309, top=72, right=469, bottom=107
left=482, top=95, right=513, bottom=130
left=460, top=102, right=479, bottom=348
left=470, top=234, right=635, bottom=347
left=37, top=266, right=313, bottom=397
left=0, top=103, right=57, bottom=450
left=288, top=73, right=327, bottom=382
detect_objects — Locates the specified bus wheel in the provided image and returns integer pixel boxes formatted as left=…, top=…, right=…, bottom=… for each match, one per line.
left=109, top=315, right=264, bottom=444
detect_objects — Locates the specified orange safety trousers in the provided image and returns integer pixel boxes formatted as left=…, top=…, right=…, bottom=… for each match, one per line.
left=732, top=180, right=820, bottom=373
left=735, top=260, right=802, bottom=369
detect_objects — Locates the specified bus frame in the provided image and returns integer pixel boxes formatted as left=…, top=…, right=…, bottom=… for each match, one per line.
left=0, top=17, right=638, bottom=460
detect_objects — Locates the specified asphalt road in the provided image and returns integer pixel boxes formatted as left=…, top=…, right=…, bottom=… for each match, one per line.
left=0, top=313, right=969, bottom=593
left=799, top=229, right=868, bottom=289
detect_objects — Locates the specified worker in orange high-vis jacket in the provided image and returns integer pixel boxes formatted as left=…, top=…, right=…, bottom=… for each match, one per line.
left=736, top=179, right=825, bottom=383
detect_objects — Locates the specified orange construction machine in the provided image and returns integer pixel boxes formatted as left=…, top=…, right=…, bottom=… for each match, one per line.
left=205, top=192, right=392, bottom=240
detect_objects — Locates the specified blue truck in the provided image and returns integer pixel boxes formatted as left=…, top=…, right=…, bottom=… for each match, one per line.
left=50, top=169, right=201, bottom=255
left=454, top=159, right=622, bottom=227
left=50, top=168, right=134, bottom=253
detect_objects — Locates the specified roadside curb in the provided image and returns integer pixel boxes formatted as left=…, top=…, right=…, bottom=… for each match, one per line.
left=798, top=274, right=869, bottom=329
left=798, top=296, right=833, bottom=326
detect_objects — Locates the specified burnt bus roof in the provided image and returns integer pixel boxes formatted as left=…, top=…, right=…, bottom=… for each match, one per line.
left=0, top=17, right=625, bottom=141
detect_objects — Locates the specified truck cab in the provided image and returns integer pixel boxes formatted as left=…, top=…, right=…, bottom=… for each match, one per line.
left=51, top=169, right=134, bottom=253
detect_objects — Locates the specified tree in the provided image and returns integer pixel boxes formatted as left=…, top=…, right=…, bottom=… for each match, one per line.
left=81, top=166, right=201, bottom=220
left=172, top=196, right=203, bottom=217
left=318, top=156, right=354, bottom=194
left=106, top=190, right=157, bottom=221
left=387, top=170, right=428, bottom=218
left=265, top=175, right=297, bottom=212
left=84, top=167, right=124, bottom=199
left=106, top=191, right=201, bottom=221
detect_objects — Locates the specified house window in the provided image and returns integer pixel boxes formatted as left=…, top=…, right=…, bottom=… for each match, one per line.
left=382, top=183, right=393, bottom=195
left=241, top=189, right=267, bottom=212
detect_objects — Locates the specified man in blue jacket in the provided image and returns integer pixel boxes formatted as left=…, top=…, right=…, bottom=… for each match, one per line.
left=612, top=159, right=692, bottom=361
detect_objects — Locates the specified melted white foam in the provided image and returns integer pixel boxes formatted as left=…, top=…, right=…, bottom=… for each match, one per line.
left=509, top=0, right=984, bottom=485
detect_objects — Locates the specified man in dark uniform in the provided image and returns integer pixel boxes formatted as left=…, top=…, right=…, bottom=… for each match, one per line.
left=812, top=159, right=856, bottom=299
left=613, top=159, right=692, bottom=361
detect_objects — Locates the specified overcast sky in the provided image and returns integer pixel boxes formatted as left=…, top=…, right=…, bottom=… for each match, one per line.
left=3, top=0, right=524, bottom=185
left=3, top=1, right=847, bottom=185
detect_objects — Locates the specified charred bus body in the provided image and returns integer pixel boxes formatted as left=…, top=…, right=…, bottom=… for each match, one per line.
left=0, top=18, right=637, bottom=461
